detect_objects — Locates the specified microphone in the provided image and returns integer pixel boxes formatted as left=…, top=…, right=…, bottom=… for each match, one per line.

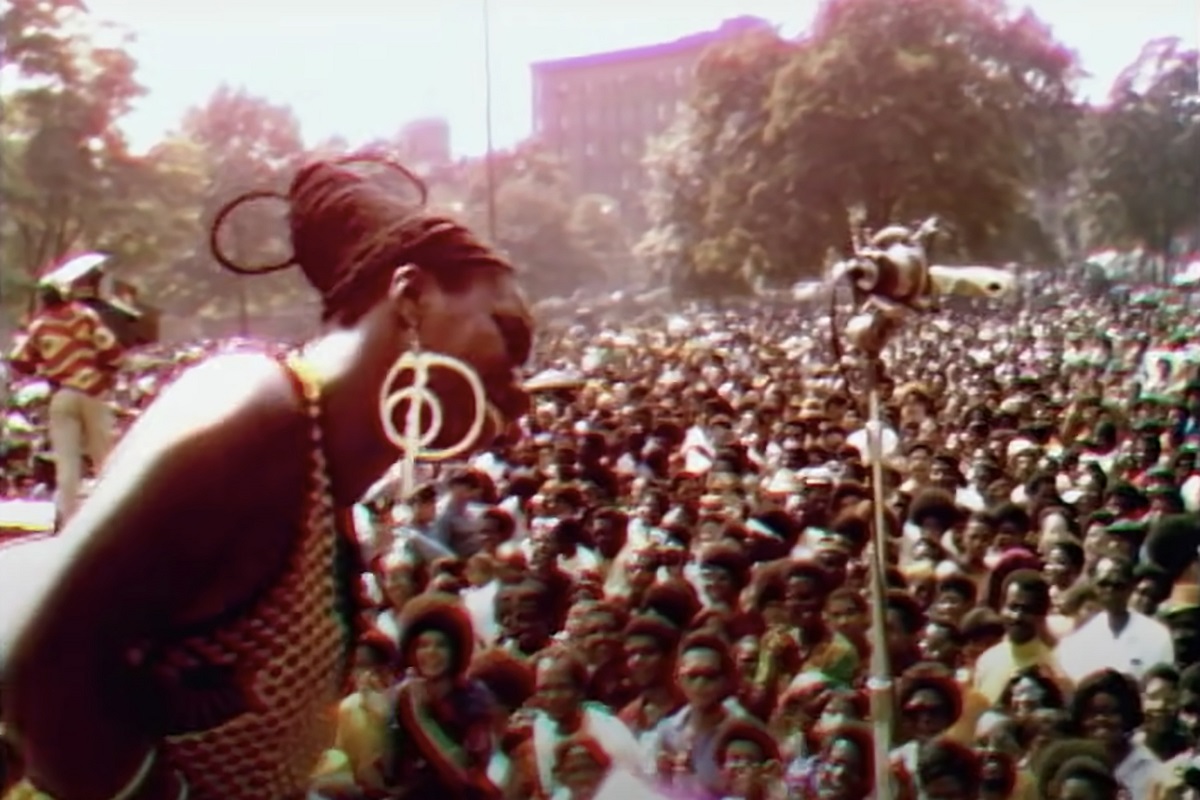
left=927, top=265, right=1015, bottom=299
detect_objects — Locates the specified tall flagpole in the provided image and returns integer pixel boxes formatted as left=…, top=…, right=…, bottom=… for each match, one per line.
left=482, top=0, right=499, bottom=242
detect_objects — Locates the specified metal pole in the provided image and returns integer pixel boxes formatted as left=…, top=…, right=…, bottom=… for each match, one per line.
left=237, top=282, right=249, bottom=338
left=482, top=0, right=499, bottom=242
left=864, top=357, right=894, bottom=800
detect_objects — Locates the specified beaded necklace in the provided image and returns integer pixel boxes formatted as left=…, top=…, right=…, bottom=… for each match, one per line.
left=285, top=352, right=335, bottom=539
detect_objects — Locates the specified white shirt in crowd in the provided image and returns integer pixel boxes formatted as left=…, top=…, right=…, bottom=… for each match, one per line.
left=463, top=579, right=500, bottom=646
left=1183, top=473, right=1200, bottom=513
left=532, top=705, right=644, bottom=800
left=845, top=423, right=900, bottom=463
left=1115, top=741, right=1168, bottom=800
left=1056, top=609, right=1174, bottom=684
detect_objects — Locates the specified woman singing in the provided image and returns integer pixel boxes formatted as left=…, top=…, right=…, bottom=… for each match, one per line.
left=0, top=158, right=533, bottom=800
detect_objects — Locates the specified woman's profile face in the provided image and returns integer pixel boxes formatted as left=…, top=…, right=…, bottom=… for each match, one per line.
left=396, top=268, right=533, bottom=453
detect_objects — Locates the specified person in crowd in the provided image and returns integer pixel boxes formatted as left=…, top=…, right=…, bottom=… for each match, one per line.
left=1057, top=555, right=1174, bottom=682
left=972, top=711, right=1037, bottom=800
left=1139, top=664, right=1190, bottom=762
left=379, top=594, right=497, bottom=798
left=465, top=649, right=538, bottom=800
left=713, top=717, right=784, bottom=800
left=7, top=279, right=123, bottom=526
left=974, top=570, right=1066, bottom=703
left=317, top=630, right=398, bottom=788
left=890, top=664, right=964, bottom=782
left=912, top=738, right=982, bottom=800
left=653, top=632, right=748, bottom=799
left=2, top=218, right=1199, bottom=800
left=1070, top=668, right=1168, bottom=798
left=805, top=722, right=877, bottom=800
left=1036, top=739, right=1124, bottom=800
left=527, top=648, right=643, bottom=800
left=617, top=614, right=684, bottom=752
left=1162, top=662, right=1200, bottom=799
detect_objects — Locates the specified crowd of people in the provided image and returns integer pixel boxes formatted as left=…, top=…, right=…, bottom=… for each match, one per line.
left=4, top=217, right=1200, bottom=799
left=312, top=275, right=1200, bottom=800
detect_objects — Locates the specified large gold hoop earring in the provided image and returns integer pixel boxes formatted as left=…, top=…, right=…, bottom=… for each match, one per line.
left=378, top=345, right=489, bottom=489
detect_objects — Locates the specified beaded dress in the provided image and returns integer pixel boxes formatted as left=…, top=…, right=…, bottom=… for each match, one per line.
left=4, top=354, right=361, bottom=800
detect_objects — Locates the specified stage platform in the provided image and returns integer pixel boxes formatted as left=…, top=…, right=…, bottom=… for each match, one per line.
left=0, top=498, right=55, bottom=541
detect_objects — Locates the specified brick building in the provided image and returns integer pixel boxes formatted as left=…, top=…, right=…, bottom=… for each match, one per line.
left=530, top=16, right=772, bottom=229
left=398, top=117, right=452, bottom=167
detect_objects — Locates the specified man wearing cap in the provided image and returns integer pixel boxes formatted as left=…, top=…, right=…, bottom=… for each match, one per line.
left=7, top=281, right=123, bottom=526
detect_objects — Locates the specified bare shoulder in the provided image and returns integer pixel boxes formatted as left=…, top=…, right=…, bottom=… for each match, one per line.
left=104, top=353, right=299, bottom=472
left=140, top=352, right=295, bottom=433
left=0, top=352, right=311, bottom=648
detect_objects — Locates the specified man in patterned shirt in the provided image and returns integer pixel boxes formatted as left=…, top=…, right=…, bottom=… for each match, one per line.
left=7, top=281, right=123, bottom=526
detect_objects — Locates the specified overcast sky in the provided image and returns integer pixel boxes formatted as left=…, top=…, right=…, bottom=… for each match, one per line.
left=82, top=0, right=1200, bottom=156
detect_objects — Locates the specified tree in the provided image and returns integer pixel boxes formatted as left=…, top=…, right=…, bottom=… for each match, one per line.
left=91, top=139, right=209, bottom=277
left=0, top=0, right=147, bottom=303
left=135, top=85, right=311, bottom=326
left=642, top=0, right=1080, bottom=297
left=421, top=142, right=605, bottom=300
left=640, top=26, right=800, bottom=296
left=765, top=0, right=1078, bottom=252
left=1083, top=39, right=1200, bottom=264
left=484, top=146, right=602, bottom=299
left=568, top=194, right=638, bottom=290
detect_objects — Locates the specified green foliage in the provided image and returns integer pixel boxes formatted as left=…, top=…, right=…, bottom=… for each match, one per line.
left=640, top=0, right=1083, bottom=297
left=421, top=143, right=635, bottom=300
left=639, top=30, right=800, bottom=296
left=0, top=0, right=620, bottom=331
left=569, top=194, right=637, bottom=289
left=162, top=85, right=310, bottom=323
left=1, top=0, right=149, bottom=308
left=1082, top=39, right=1200, bottom=258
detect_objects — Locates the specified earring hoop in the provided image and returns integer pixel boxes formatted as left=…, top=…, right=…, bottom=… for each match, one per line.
left=377, top=346, right=489, bottom=468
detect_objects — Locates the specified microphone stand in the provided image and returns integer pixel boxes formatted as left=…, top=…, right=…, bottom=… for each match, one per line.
left=837, top=224, right=935, bottom=800
left=848, top=298, right=901, bottom=800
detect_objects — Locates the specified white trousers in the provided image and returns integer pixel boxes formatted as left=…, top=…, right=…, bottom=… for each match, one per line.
left=47, top=387, right=113, bottom=523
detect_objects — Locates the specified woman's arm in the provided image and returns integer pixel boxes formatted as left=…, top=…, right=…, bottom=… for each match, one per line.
left=2, top=357, right=303, bottom=800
